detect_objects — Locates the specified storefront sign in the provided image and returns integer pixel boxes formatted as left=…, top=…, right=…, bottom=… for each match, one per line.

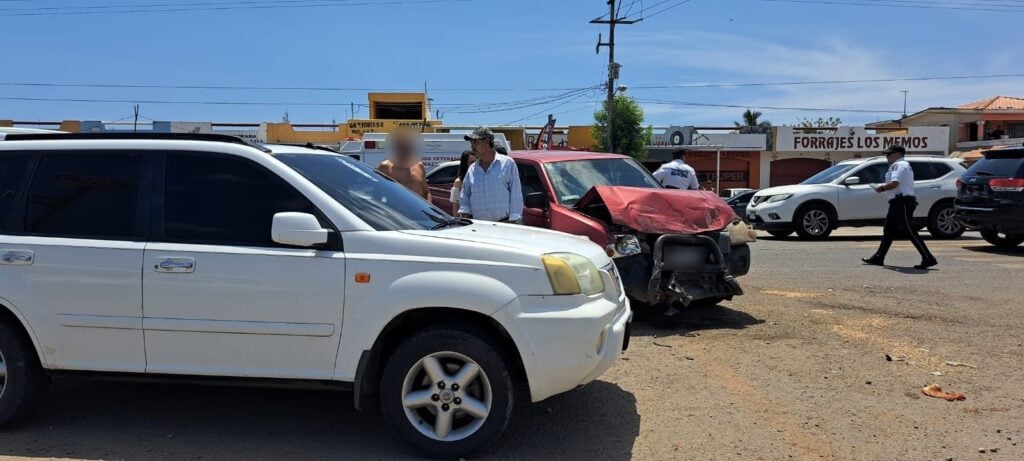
left=775, top=126, right=948, bottom=155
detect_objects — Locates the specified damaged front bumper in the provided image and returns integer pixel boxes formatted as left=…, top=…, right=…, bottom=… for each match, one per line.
left=616, top=233, right=747, bottom=307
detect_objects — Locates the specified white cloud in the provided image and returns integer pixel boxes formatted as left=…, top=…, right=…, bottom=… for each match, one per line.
left=615, top=30, right=1024, bottom=126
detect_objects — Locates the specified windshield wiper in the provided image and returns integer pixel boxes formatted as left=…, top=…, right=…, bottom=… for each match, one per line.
left=973, top=170, right=997, bottom=177
left=430, top=217, right=472, bottom=230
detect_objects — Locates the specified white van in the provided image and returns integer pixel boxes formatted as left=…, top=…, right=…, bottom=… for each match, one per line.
left=342, top=132, right=512, bottom=170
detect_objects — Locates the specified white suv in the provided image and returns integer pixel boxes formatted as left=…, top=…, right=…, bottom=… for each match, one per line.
left=747, top=156, right=966, bottom=240
left=0, top=133, right=631, bottom=458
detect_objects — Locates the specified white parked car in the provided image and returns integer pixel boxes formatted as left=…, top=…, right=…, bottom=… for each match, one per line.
left=747, top=156, right=966, bottom=240
left=0, top=133, right=631, bottom=458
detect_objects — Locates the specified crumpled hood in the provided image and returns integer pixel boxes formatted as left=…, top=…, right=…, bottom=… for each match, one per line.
left=575, top=186, right=736, bottom=234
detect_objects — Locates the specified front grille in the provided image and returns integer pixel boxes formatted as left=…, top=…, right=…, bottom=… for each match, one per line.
left=751, top=196, right=767, bottom=207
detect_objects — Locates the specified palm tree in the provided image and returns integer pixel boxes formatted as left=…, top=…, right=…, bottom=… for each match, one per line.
left=734, top=109, right=772, bottom=134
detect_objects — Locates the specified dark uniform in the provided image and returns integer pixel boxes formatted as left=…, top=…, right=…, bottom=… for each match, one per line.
left=862, top=146, right=938, bottom=270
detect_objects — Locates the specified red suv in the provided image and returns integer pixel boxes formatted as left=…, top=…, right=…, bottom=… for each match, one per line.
left=427, top=151, right=752, bottom=317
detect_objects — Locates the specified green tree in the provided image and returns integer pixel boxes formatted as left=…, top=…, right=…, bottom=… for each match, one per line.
left=797, top=116, right=842, bottom=134
left=734, top=109, right=772, bottom=134
left=593, top=94, right=652, bottom=160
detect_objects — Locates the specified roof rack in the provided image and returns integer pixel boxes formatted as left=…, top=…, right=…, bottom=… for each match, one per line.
left=2, top=132, right=272, bottom=153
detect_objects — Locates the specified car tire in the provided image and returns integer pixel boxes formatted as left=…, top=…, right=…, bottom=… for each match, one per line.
left=980, top=229, right=1024, bottom=248
left=927, top=201, right=964, bottom=239
left=0, top=319, right=49, bottom=428
left=381, top=326, right=513, bottom=458
left=794, top=204, right=835, bottom=240
left=767, top=230, right=793, bottom=238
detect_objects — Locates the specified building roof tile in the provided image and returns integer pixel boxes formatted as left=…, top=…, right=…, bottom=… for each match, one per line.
left=959, top=96, right=1024, bottom=110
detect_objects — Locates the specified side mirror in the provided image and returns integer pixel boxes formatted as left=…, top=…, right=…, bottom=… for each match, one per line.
left=524, top=191, right=549, bottom=209
left=844, top=177, right=861, bottom=186
left=272, top=212, right=330, bottom=247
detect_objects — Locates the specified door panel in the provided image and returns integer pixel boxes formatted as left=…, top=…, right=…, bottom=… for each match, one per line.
left=0, top=151, right=147, bottom=372
left=142, top=152, right=345, bottom=380
left=1, top=236, right=145, bottom=372
left=838, top=164, right=889, bottom=220
left=142, top=243, right=344, bottom=379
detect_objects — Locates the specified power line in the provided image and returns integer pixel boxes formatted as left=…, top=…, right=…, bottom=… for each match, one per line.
left=0, top=0, right=470, bottom=17
left=763, top=0, right=1024, bottom=13
left=503, top=93, right=596, bottom=126
left=2, top=73, right=1021, bottom=97
left=636, top=98, right=905, bottom=114
left=638, top=0, right=694, bottom=20
left=0, top=82, right=589, bottom=92
left=630, top=72, right=1024, bottom=89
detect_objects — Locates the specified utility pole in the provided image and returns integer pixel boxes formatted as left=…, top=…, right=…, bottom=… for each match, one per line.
left=133, top=104, right=140, bottom=132
left=901, top=90, right=909, bottom=118
left=592, top=0, right=635, bottom=154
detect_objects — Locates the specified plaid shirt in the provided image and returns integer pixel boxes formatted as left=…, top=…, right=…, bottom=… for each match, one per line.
left=458, top=154, right=523, bottom=221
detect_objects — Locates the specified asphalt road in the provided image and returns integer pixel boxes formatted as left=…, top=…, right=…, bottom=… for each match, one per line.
left=2, top=228, right=1022, bottom=460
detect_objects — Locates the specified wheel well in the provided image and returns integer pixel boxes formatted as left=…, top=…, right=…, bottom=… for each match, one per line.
left=0, top=302, right=39, bottom=358
left=793, top=200, right=837, bottom=224
left=929, top=198, right=955, bottom=216
left=353, top=307, right=527, bottom=412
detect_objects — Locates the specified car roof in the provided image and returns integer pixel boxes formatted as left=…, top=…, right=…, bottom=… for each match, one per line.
left=0, top=133, right=328, bottom=158
left=510, top=150, right=630, bottom=162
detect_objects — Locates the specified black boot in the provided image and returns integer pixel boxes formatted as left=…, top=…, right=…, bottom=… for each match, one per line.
left=862, top=256, right=884, bottom=266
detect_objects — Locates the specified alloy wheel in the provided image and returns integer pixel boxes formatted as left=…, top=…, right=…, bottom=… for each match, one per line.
left=401, top=351, right=492, bottom=442
left=802, top=210, right=830, bottom=236
left=937, top=207, right=960, bottom=235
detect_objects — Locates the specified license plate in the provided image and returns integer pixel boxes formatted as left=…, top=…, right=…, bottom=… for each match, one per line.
left=748, top=213, right=756, bottom=220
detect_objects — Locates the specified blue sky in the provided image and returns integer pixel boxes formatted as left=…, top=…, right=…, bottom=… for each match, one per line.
left=1, top=0, right=1022, bottom=127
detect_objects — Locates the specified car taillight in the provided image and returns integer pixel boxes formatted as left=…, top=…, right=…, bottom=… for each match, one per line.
left=989, top=178, right=1024, bottom=192
left=364, top=140, right=377, bottom=149
left=955, top=179, right=964, bottom=189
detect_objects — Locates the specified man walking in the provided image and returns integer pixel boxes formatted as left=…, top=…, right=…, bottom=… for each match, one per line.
left=458, top=127, right=524, bottom=223
left=862, top=145, right=938, bottom=270
left=377, top=129, right=430, bottom=200
left=653, top=149, right=700, bottom=190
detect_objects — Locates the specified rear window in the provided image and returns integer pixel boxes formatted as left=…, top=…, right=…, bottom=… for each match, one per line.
left=967, top=152, right=1024, bottom=178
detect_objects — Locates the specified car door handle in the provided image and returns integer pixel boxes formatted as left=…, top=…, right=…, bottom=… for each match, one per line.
left=154, top=257, right=196, bottom=273
left=0, top=250, right=34, bottom=266
left=929, top=185, right=942, bottom=189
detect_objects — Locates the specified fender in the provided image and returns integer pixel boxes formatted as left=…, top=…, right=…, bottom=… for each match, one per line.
left=333, top=269, right=520, bottom=381
left=0, top=295, right=50, bottom=368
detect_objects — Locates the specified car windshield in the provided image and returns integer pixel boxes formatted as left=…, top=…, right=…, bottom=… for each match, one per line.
left=801, top=164, right=858, bottom=185
left=277, top=153, right=457, bottom=231
left=544, top=158, right=661, bottom=206
left=967, top=153, right=1024, bottom=178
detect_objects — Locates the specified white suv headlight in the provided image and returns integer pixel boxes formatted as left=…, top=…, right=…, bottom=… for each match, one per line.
left=766, top=194, right=793, bottom=203
left=541, top=253, right=605, bottom=296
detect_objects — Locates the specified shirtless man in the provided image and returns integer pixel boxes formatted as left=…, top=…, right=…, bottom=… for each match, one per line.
left=377, top=129, right=430, bottom=200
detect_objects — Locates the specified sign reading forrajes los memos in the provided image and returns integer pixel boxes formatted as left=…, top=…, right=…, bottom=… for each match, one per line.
left=775, top=126, right=949, bottom=155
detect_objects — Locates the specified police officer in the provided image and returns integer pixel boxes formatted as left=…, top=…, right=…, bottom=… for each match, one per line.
left=862, top=145, right=938, bottom=270
left=653, top=149, right=700, bottom=190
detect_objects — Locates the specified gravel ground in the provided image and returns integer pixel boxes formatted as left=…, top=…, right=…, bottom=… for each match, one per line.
left=1, top=229, right=1022, bottom=460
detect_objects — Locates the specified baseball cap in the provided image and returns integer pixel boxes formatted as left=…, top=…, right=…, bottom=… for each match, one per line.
left=882, top=145, right=907, bottom=156
left=464, top=127, right=494, bottom=141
